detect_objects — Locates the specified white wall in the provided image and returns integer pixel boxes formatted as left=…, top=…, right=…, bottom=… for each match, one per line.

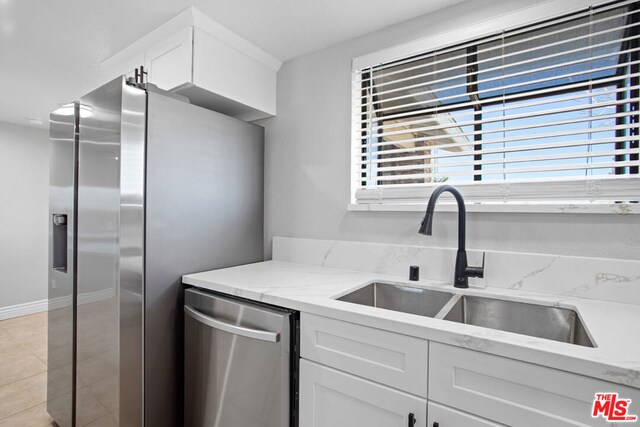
left=261, top=0, right=640, bottom=261
left=0, top=121, right=49, bottom=311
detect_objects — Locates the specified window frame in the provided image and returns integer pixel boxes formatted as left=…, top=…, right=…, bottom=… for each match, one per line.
left=350, top=0, right=640, bottom=214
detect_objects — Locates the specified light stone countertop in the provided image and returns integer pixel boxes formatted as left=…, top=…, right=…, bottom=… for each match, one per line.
left=183, top=259, right=640, bottom=389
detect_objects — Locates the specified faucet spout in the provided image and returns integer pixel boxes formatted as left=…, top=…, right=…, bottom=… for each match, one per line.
left=418, top=185, right=482, bottom=288
left=418, top=212, right=434, bottom=236
left=419, top=185, right=466, bottom=251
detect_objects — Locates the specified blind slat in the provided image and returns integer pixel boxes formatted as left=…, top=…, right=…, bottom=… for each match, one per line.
left=358, top=95, right=640, bottom=141
left=357, top=24, right=640, bottom=98
left=355, top=136, right=636, bottom=165
left=354, top=176, right=640, bottom=202
left=359, top=119, right=639, bottom=153
left=354, top=0, right=638, bottom=74
left=357, top=148, right=639, bottom=175
left=359, top=84, right=639, bottom=133
left=362, top=58, right=639, bottom=117
left=356, top=124, right=639, bottom=158
left=354, top=72, right=640, bottom=125
left=366, top=160, right=638, bottom=182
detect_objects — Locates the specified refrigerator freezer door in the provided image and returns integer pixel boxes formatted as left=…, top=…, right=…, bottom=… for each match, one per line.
left=47, top=103, right=78, bottom=427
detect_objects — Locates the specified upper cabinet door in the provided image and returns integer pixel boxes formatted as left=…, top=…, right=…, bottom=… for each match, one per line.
left=300, top=359, right=427, bottom=427
left=144, top=28, right=193, bottom=91
left=191, top=27, right=276, bottom=116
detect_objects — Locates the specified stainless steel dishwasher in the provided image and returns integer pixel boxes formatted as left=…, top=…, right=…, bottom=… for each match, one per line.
left=184, top=288, right=299, bottom=427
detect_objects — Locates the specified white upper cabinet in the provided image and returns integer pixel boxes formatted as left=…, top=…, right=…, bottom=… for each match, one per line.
left=144, top=28, right=193, bottom=92
left=100, top=7, right=280, bottom=122
left=189, top=27, right=276, bottom=118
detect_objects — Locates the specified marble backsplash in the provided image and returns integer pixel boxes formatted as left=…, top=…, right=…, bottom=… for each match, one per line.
left=272, top=237, right=640, bottom=305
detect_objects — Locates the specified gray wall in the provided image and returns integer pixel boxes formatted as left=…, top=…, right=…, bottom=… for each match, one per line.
left=261, top=0, right=639, bottom=261
left=0, top=121, right=49, bottom=310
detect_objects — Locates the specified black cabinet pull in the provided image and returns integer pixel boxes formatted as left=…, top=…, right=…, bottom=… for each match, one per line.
left=408, top=413, right=416, bottom=426
left=433, top=423, right=439, bottom=427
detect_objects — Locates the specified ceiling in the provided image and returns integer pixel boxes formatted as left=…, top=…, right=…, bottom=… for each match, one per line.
left=0, top=0, right=464, bottom=129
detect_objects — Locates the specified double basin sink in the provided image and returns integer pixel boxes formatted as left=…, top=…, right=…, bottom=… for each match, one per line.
left=337, top=282, right=594, bottom=347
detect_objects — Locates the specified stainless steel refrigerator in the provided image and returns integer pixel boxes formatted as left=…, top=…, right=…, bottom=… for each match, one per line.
left=47, top=75, right=264, bottom=427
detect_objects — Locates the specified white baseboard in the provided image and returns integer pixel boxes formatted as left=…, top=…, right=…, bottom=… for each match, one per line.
left=0, top=288, right=119, bottom=321
left=0, top=299, right=49, bottom=321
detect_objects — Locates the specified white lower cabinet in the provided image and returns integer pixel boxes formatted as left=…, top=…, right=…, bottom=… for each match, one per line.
left=429, top=342, right=640, bottom=427
left=299, top=359, right=427, bottom=427
left=298, top=314, right=640, bottom=427
left=300, top=313, right=429, bottom=397
left=427, top=402, right=504, bottom=427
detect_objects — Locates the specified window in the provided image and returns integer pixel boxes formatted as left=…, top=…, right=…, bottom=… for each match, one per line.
left=352, top=0, right=640, bottom=207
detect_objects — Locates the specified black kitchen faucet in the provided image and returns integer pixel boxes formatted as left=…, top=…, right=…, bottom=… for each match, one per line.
left=419, top=185, right=484, bottom=288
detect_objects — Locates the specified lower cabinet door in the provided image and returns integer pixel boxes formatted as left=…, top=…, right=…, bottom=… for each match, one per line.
left=300, top=359, right=427, bottom=427
left=428, top=402, right=504, bottom=427
left=429, top=342, right=640, bottom=427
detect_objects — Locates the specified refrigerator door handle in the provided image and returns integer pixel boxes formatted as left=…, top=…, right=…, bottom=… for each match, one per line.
left=184, top=305, right=280, bottom=343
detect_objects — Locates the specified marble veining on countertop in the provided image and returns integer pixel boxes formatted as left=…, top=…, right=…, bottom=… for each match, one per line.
left=182, top=238, right=640, bottom=389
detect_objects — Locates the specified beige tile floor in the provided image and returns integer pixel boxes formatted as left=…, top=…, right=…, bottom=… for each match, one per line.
left=0, top=312, right=55, bottom=426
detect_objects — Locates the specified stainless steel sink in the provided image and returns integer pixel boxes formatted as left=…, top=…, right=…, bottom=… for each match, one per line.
left=336, top=282, right=595, bottom=347
left=337, top=282, right=454, bottom=318
left=442, top=295, right=594, bottom=347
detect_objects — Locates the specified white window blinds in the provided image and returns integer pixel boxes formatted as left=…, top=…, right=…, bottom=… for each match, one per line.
left=352, top=0, right=640, bottom=205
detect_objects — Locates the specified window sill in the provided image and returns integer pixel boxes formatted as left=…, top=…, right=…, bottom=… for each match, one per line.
left=347, top=202, right=640, bottom=215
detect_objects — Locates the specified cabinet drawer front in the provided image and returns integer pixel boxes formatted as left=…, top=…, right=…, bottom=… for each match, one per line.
left=301, top=313, right=428, bottom=397
left=429, top=343, right=640, bottom=427
left=300, top=359, right=427, bottom=427
left=428, top=402, right=504, bottom=427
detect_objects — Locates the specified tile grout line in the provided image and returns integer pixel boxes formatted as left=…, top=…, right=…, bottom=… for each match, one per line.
left=0, top=371, right=49, bottom=422
left=0, top=322, right=47, bottom=341
left=0, top=401, right=46, bottom=423
left=33, top=352, right=48, bottom=366
left=0, top=314, right=48, bottom=361
left=0, top=404, right=49, bottom=425
left=2, top=332, right=48, bottom=368
left=0, top=313, right=51, bottom=423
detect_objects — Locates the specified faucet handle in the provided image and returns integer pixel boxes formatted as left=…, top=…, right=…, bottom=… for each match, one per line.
left=465, top=252, right=485, bottom=278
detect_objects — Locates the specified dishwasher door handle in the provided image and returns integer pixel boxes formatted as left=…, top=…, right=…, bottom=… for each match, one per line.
left=184, top=305, right=280, bottom=342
